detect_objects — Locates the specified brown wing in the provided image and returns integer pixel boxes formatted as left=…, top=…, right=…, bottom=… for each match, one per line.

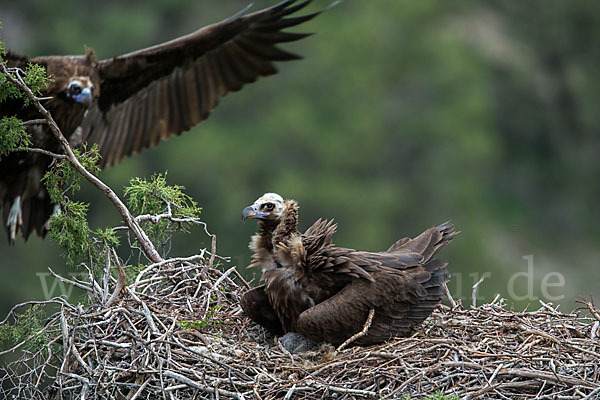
left=298, top=219, right=375, bottom=281
left=294, top=270, right=422, bottom=345
left=295, top=223, right=455, bottom=345
left=80, top=0, right=323, bottom=167
left=299, top=220, right=456, bottom=283
left=296, top=262, right=450, bottom=345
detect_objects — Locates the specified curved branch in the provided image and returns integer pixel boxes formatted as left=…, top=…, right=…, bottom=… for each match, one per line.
left=0, top=60, right=162, bottom=264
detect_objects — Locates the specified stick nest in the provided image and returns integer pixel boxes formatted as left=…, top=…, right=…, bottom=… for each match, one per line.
left=1, top=255, right=599, bottom=400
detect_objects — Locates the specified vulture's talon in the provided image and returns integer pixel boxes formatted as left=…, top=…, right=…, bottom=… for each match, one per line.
left=43, top=204, right=61, bottom=232
left=7, top=196, right=23, bottom=241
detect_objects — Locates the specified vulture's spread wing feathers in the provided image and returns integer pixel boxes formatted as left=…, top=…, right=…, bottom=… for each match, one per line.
left=82, top=0, right=320, bottom=167
left=1, top=1, right=325, bottom=243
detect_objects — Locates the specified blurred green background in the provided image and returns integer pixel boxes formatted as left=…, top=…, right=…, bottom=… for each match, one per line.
left=1, top=0, right=599, bottom=316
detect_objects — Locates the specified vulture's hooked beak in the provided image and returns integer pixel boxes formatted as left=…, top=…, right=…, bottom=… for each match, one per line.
left=77, top=87, right=93, bottom=107
left=242, top=205, right=268, bottom=221
left=69, top=87, right=93, bottom=106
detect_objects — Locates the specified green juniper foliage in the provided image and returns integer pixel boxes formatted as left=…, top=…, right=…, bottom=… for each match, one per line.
left=179, top=297, right=225, bottom=332
left=1, top=37, right=49, bottom=155
left=0, top=40, right=43, bottom=156
left=125, top=173, right=202, bottom=247
left=49, top=206, right=122, bottom=271
left=48, top=200, right=92, bottom=266
left=0, top=38, right=48, bottom=155
left=95, top=226, right=119, bottom=249
left=0, top=305, right=49, bottom=354
left=0, top=116, right=30, bottom=156
left=0, top=41, right=49, bottom=107
left=22, top=63, right=49, bottom=98
left=41, top=143, right=101, bottom=204
left=41, top=144, right=102, bottom=267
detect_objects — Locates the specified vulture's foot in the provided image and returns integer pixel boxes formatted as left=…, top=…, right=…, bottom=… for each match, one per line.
left=7, top=196, right=22, bottom=241
left=44, top=204, right=62, bottom=232
left=278, top=332, right=318, bottom=354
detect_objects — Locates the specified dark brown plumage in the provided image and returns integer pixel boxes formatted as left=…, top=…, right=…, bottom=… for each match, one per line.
left=241, top=193, right=456, bottom=347
left=1, top=0, right=323, bottom=243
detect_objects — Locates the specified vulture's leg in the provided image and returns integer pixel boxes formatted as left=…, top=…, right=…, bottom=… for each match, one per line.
left=7, top=195, right=22, bottom=241
left=240, top=285, right=284, bottom=336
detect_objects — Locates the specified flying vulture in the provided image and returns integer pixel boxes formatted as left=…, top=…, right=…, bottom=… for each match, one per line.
left=0, top=0, right=324, bottom=243
left=240, top=193, right=456, bottom=349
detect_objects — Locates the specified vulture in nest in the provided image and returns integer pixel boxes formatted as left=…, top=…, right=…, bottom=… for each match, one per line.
left=240, top=193, right=457, bottom=351
left=0, top=0, right=324, bottom=243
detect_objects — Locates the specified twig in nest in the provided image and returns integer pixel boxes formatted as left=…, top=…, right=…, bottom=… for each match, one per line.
left=337, top=309, right=375, bottom=352
left=105, top=249, right=126, bottom=307
left=577, top=298, right=600, bottom=322
left=163, top=371, right=245, bottom=400
left=582, top=385, right=600, bottom=400
left=283, top=383, right=297, bottom=400
left=48, top=267, right=93, bottom=293
left=214, top=266, right=238, bottom=291
left=471, top=276, right=486, bottom=308
left=443, top=283, right=457, bottom=308
left=591, top=321, right=599, bottom=340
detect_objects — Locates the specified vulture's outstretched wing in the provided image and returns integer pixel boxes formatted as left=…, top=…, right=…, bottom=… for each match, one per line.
left=1, top=1, right=327, bottom=243
left=81, top=0, right=322, bottom=167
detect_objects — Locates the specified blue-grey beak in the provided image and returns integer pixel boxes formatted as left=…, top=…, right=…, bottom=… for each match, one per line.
left=242, top=205, right=268, bottom=221
left=73, top=87, right=93, bottom=107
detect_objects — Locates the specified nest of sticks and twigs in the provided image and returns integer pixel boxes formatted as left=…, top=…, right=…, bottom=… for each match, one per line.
left=1, top=252, right=599, bottom=400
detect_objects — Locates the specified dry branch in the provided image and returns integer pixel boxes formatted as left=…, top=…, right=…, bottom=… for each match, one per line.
left=0, top=60, right=162, bottom=264
left=337, top=308, right=375, bottom=352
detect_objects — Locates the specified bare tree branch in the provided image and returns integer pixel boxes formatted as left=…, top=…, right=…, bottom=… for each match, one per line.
left=0, top=60, right=162, bottom=263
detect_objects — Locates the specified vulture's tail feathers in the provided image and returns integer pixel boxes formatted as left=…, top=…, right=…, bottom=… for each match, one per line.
left=385, top=237, right=410, bottom=252
left=389, top=265, right=449, bottom=336
left=386, top=222, right=457, bottom=262
left=386, top=226, right=454, bottom=336
left=422, top=260, right=450, bottom=288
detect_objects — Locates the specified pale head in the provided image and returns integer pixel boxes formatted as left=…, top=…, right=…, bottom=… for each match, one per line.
left=66, top=76, right=95, bottom=106
left=242, top=193, right=286, bottom=221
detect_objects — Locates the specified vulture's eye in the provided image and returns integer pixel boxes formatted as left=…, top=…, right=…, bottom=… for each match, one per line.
left=263, top=203, right=275, bottom=211
left=68, top=83, right=82, bottom=95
